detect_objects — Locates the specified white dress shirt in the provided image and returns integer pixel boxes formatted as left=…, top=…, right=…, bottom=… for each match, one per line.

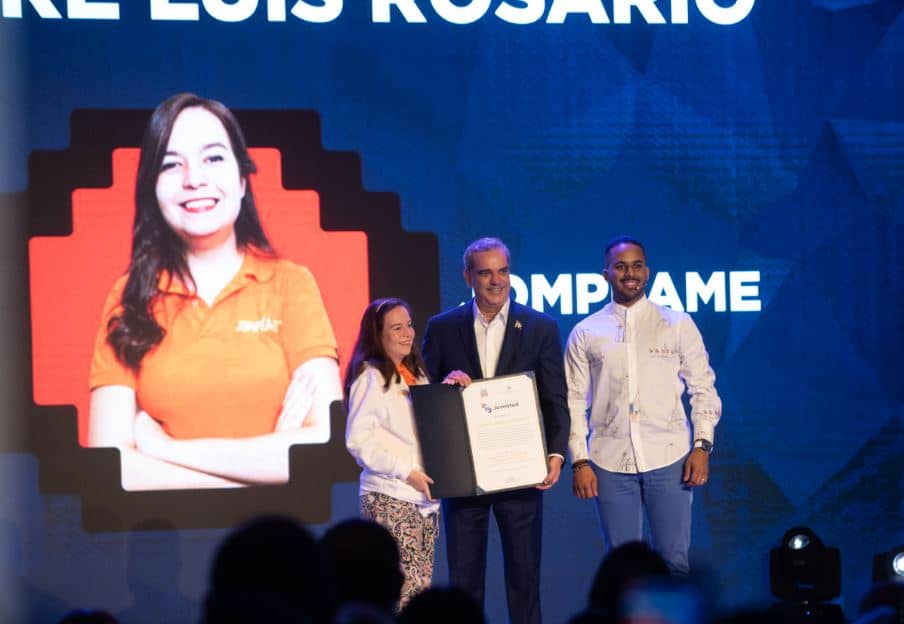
left=473, top=298, right=510, bottom=378
left=565, top=296, right=721, bottom=474
left=346, top=365, right=439, bottom=514
left=472, top=298, right=564, bottom=465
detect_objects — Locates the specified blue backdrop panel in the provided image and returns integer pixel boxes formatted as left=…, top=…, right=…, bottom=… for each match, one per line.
left=1, top=1, right=902, bottom=622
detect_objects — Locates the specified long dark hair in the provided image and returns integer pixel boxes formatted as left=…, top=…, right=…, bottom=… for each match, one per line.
left=107, top=93, right=274, bottom=371
left=343, top=298, right=428, bottom=402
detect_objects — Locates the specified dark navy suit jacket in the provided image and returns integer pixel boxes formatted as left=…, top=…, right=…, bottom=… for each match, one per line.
left=422, top=299, right=569, bottom=459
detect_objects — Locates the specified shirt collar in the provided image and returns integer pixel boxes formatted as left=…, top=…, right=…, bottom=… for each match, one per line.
left=237, top=248, right=277, bottom=283
left=611, top=295, right=650, bottom=318
left=473, top=297, right=510, bottom=326
left=156, top=247, right=276, bottom=295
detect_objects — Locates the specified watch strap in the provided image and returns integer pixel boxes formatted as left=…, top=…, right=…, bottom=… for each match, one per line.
left=694, top=439, right=713, bottom=453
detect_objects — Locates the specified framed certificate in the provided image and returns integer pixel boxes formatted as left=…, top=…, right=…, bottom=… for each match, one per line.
left=410, top=372, right=549, bottom=498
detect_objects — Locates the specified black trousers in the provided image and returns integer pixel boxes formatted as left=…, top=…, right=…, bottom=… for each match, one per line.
left=443, top=487, right=544, bottom=624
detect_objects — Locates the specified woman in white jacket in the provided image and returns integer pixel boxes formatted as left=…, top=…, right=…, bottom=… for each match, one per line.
left=344, top=297, right=442, bottom=608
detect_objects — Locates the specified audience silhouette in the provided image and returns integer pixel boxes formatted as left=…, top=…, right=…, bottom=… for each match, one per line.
left=397, top=586, right=486, bottom=624
left=56, top=610, right=119, bottom=624
left=320, top=518, right=405, bottom=617
left=50, top=518, right=896, bottom=624
left=202, top=516, right=329, bottom=624
left=566, top=540, right=671, bottom=624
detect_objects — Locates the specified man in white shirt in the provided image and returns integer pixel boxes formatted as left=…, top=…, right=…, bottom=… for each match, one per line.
left=422, top=237, right=569, bottom=624
left=565, top=236, right=721, bottom=574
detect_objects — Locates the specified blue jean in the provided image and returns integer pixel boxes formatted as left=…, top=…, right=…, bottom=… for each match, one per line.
left=592, top=456, right=693, bottom=575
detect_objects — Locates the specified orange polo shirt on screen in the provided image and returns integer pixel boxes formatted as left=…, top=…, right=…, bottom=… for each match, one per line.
left=89, top=252, right=338, bottom=440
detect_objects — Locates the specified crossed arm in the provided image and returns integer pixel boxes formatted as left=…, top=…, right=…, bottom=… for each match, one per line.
left=88, top=357, right=342, bottom=491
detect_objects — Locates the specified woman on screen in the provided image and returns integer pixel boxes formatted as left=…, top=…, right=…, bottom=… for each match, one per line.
left=344, top=298, right=441, bottom=609
left=88, top=93, right=342, bottom=490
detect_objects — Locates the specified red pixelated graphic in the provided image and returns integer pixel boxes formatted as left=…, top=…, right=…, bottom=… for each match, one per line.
left=30, top=148, right=369, bottom=445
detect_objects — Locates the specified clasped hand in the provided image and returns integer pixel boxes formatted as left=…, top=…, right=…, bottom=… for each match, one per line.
left=406, top=470, right=435, bottom=501
left=134, top=410, right=173, bottom=458
left=275, top=357, right=341, bottom=432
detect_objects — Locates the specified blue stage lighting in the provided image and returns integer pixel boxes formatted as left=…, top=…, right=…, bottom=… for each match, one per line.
left=872, top=545, right=904, bottom=583
left=770, top=527, right=841, bottom=603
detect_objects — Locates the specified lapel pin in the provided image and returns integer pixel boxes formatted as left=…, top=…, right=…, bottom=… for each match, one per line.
left=514, top=320, right=523, bottom=330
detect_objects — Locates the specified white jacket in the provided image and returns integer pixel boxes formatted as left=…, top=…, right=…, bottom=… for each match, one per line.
left=346, top=365, right=439, bottom=512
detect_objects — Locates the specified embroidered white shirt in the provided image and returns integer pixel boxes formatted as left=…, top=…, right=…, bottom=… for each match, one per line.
left=565, top=296, right=721, bottom=474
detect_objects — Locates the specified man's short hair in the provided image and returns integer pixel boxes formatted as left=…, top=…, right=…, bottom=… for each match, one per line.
left=604, top=236, right=646, bottom=265
left=463, top=237, right=511, bottom=272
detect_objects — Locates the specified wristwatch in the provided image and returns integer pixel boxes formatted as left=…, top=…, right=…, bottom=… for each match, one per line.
left=694, top=439, right=713, bottom=453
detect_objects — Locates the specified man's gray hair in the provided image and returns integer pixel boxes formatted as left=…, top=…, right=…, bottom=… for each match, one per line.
left=463, top=237, right=511, bottom=271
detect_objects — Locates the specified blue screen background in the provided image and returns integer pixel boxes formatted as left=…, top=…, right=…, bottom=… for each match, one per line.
left=1, top=2, right=902, bottom=622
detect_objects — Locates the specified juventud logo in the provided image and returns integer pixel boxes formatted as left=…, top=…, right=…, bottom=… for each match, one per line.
left=21, top=108, right=440, bottom=530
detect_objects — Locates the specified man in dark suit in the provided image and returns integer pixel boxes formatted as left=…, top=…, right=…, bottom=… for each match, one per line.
left=422, top=237, right=569, bottom=624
